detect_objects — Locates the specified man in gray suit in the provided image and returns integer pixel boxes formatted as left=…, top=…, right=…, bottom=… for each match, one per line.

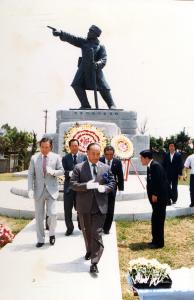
left=28, top=137, right=64, bottom=247
left=62, top=139, right=86, bottom=236
left=70, top=143, right=116, bottom=274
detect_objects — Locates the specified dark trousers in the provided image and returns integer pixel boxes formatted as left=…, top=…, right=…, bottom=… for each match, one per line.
left=72, top=85, right=115, bottom=109
left=79, top=212, right=106, bottom=264
left=151, top=202, right=166, bottom=247
left=167, top=176, right=178, bottom=203
left=63, top=189, right=76, bottom=232
left=103, top=192, right=116, bottom=232
left=190, top=175, right=194, bottom=205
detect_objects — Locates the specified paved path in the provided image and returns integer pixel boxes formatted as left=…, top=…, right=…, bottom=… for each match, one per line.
left=0, top=176, right=194, bottom=220
left=0, top=220, right=122, bottom=300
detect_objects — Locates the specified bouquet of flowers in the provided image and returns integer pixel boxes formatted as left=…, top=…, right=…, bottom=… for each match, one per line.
left=0, top=224, right=15, bottom=247
left=128, top=257, right=172, bottom=288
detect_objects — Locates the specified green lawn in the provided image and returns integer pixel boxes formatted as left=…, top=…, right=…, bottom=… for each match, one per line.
left=0, top=216, right=30, bottom=249
left=116, top=215, right=194, bottom=300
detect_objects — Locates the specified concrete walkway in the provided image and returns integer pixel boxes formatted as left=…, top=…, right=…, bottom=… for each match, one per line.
left=0, top=175, right=194, bottom=220
left=0, top=220, right=122, bottom=300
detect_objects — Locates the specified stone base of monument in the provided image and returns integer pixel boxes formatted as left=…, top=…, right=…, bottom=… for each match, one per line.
left=45, top=109, right=149, bottom=174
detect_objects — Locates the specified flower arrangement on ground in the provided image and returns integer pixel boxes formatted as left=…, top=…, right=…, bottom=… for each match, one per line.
left=128, top=257, right=172, bottom=288
left=0, top=224, right=14, bottom=247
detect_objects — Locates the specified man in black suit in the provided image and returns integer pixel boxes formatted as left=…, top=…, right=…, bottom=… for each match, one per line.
left=140, top=150, right=169, bottom=249
left=100, top=145, right=124, bottom=234
left=62, top=139, right=86, bottom=236
left=70, top=143, right=116, bottom=274
left=162, top=142, right=183, bottom=205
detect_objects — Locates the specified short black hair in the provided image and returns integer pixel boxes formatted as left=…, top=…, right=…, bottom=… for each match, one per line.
left=104, top=145, right=115, bottom=154
left=87, top=142, right=100, bottom=151
left=69, top=139, right=79, bottom=147
left=39, top=137, right=53, bottom=146
left=168, top=141, right=176, bottom=148
left=140, top=149, right=153, bottom=159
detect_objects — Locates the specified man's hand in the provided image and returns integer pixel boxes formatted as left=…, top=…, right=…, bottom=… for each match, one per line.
left=98, top=185, right=106, bottom=193
left=152, top=195, right=158, bottom=203
left=28, top=190, right=34, bottom=199
left=183, top=175, right=187, bottom=181
left=46, top=166, right=55, bottom=176
left=69, top=171, right=73, bottom=177
left=86, top=179, right=99, bottom=190
left=53, top=30, right=61, bottom=37
left=93, top=62, right=100, bottom=69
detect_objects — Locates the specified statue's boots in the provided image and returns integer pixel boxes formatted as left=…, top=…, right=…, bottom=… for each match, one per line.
left=99, top=89, right=117, bottom=109
left=72, top=86, right=91, bottom=109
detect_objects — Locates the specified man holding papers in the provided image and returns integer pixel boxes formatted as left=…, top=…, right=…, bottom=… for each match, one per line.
left=70, top=143, right=115, bottom=274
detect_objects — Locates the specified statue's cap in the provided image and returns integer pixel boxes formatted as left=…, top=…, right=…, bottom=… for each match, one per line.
left=89, top=25, right=102, bottom=37
left=139, top=149, right=153, bottom=159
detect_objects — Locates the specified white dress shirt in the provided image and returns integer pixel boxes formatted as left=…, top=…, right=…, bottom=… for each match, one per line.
left=184, top=154, right=194, bottom=174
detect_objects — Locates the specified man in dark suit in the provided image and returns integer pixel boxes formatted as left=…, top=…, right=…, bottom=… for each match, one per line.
left=140, top=150, right=169, bottom=249
left=100, top=145, right=124, bottom=234
left=62, top=139, right=86, bottom=236
left=162, top=142, right=183, bottom=205
left=70, top=143, right=116, bottom=274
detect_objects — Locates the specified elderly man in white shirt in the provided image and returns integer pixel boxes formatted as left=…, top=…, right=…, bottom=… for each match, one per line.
left=183, top=153, right=194, bottom=207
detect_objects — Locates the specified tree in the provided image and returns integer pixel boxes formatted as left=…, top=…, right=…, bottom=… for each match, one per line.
left=164, top=128, right=193, bottom=154
left=0, top=124, right=37, bottom=171
left=0, top=136, right=10, bottom=157
left=150, top=136, right=164, bottom=152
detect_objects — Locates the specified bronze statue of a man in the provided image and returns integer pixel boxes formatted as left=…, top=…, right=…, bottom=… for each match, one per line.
left=51, top=25, right=116, bottom=110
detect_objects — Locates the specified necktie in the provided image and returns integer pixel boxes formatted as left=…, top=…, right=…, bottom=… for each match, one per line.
left=107, top=160, right=111, bottom=166
left=92, top=163, right=97, bottom=177
left=73, top=154, right=77, bottom=165
left=43, top=156, right=47, bottom=176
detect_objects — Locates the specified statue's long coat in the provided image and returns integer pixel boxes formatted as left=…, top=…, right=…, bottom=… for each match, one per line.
left=60, top=31, right=110, bottom=91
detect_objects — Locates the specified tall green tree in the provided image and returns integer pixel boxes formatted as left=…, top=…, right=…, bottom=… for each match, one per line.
left=0, top=124, right=37, bottom=171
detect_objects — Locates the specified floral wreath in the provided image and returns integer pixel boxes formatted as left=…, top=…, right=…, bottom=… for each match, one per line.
left=64, top=123, right=108, bottom=154
left=111, top=134, right=134, bottom=159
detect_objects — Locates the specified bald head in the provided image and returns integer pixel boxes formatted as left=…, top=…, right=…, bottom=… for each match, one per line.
left=87, top=143, right=101, bottom=164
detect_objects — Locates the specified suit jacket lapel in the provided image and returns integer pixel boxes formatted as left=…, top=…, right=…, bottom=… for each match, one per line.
left=84, top=160, right=93, bottom=181
left=38, top=154, right=44, bottom=176
left=96, top=162, right=104, bottom=182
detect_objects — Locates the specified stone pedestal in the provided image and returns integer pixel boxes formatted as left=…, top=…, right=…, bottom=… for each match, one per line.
left=56, top=109, right=137, bottom=135
left=46, top=109, right=149, bottom=174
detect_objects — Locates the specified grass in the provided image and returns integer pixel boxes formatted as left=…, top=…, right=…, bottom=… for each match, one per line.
left=1, top=215, right=194, bottom=299
left=0, top=216, right=30, bottom=249
left=0, top=173, right=25, bottom=181
left=116, top=215, right=194, bottom=300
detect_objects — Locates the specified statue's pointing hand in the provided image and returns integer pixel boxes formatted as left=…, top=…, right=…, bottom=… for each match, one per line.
left=53, top=30, right=61, bottom=37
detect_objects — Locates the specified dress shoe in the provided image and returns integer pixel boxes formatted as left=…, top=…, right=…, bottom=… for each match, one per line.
left=104, top=230, right=110, bottom=234
left=85, top=252, right=91, bottom=260
left=148, top=243, right=164, bottom=249
left=36, top=242, right=44, bottom=248
left=109, top=105, right=117, bottom=110
left=189, top=204, right=194, bottom=207
left=172, top=201, right=177, bottom=205
left=90, top=263, right=99, bottom=274
left=78, top=106, right=91, bottom=110
left=49, top=236, right=55, bottom=245
left=65, top=229, right=73, bottom=236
